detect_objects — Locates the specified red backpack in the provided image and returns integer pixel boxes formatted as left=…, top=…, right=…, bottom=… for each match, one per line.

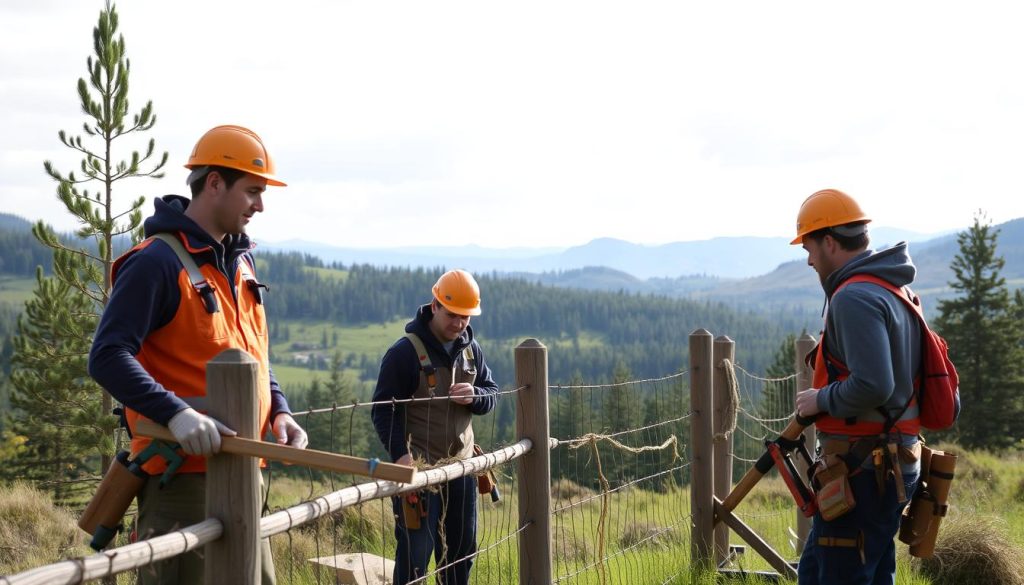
left=839, top=274, right=960, bottom=431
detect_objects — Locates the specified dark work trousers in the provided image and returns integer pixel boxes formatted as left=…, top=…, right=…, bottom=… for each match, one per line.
left=136, top=472, right=276, bottom=585
left=392, top=475, right=478, bottom=585
left=797, top=464, right=920, bottom=585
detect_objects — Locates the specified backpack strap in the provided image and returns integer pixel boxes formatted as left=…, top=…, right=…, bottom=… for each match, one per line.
left=828, top=274, right=924, bottom=433
left=151, top=233, right=219, bottom=314
left=404, top=332, right=437, bottom=394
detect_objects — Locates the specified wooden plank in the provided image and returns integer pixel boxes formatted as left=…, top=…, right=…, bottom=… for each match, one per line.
left=713, top=497, right=798, bottom=580
left=135, top=420, right=415, bottom=483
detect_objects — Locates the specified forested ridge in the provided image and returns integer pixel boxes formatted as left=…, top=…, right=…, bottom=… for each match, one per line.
left=256, top=250, right=791, bottom=386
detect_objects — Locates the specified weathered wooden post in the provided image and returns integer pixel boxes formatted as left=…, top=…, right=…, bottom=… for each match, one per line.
left=712, top=335, right=736, bottom=565
left=689, top=329, right=714, bottom=577
left=515, top=338, right=552, bottom=585
left=794, top=333, right=817, bottom=554
left=205, top=349, right=262, bottom=584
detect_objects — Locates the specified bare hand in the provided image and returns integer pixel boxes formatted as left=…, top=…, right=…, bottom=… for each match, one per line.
left=395, top=453, right=414, bottom=466
left=795, top=388, right=822, bottom=418
left=449, top=382, right=475, bottom=405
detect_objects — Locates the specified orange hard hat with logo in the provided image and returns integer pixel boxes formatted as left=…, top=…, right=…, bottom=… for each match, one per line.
left=432, top=269, right=482, bottom=316
left=791, top=188, right=870, bottom=245
left=185, top=125, right=286, bottom=186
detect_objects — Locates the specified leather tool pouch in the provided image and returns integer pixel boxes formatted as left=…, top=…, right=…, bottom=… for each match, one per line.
left=813, top=454, right=856, bottom=521
left=401, top=491, right=427, bottom=530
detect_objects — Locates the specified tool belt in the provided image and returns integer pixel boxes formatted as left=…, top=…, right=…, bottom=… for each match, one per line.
left=811, top=436, right=920, bottom=522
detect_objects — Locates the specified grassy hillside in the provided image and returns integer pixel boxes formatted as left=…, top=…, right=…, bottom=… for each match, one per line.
left=4, top=444, right=1023, bottom=583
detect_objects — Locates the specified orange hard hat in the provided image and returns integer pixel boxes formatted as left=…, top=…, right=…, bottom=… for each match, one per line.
left=432, top=269, right=482, bottom=316
left=185, top=125, right=286, bottom=186
left=791, top=188, right=870, bottom=245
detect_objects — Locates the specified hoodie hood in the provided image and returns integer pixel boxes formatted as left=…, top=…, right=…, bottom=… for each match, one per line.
left=824, top=241, right=916, bottom=298
left=143, top=194, right=253, bottom=270
left=406, top=303, right=475, bottom=363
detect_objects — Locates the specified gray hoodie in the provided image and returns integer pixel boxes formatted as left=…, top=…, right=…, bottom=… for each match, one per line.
left=815, top=242, right=923, bottom=430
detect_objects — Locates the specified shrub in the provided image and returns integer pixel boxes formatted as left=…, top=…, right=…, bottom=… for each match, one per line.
left=916, top=514, right=1024, bottom=585
left=0, top=481, right=85, bottom=574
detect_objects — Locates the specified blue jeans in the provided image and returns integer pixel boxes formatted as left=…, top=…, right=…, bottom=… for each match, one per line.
left=798, top=463, right=919, bottom=585
left=392, top=475, right=478, bottom=585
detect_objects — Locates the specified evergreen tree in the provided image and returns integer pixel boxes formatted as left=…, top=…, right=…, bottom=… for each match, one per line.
left=934, top=213, right=1024, bottom=449
left=29, top=1, right=167, bottom=475
left=4, top=269, right=107, bottom=503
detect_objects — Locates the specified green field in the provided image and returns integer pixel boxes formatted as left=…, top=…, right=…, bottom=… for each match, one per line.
left=0, top=276, right=34, bottom=305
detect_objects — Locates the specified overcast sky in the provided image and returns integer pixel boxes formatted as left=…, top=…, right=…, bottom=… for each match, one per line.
left=1, top=1, right=1020, bottom=250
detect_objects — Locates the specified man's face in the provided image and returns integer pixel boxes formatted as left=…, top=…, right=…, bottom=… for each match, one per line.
left=431, top=302, right=471, bottom=342
left=802, top=236, right=835, bottom=287
left=212, top=173, right=266, bottom=235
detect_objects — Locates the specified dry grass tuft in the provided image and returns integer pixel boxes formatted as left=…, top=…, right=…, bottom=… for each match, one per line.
left=916, top=513, right=1024, bottom=585
left=0, top=481, right=86, bottom=575
left=618, top=521, right=682, bottom=550
left=551, top=478, right=595, bottom=503
left=553, top=524, right=593, bottom=562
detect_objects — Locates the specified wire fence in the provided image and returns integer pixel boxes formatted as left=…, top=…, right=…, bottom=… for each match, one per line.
left=548, top=370, right=692, bottom=584
left=1, top=333, right=814, bottom=584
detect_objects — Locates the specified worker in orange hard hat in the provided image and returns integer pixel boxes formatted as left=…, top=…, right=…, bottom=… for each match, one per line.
left=789, top=189, right=926, bottom=584
left=371, top=269, right=499, bottom=585
left=90, top=125, right=304, bottom=584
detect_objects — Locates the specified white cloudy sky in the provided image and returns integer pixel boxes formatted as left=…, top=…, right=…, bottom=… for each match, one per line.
left=1, top=1, right=1020, bottom=249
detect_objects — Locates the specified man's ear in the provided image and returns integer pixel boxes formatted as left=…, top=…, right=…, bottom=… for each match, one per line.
left=204, top=170, right=223, bottom=194
left=822, top=233, right=838, bottom=254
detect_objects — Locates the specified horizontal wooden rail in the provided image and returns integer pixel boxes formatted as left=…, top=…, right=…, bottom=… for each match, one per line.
left=135, top=420, right=415, bottom=483
left=0, top=440, right=534, bottom=584
left=261, top=439, right=533, bottom=538
left=0, top=519, right=222, bottom=585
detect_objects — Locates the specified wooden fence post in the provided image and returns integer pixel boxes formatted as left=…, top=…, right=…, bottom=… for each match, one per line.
left=794, top=333, right=817, bottom=555
left=712, top=335, right=736, bottom=565
left=205, top=349, right=262, bottom=585
left=689, top=329, right=714, bottom=576
left=515, top=338, right=552, bottom=585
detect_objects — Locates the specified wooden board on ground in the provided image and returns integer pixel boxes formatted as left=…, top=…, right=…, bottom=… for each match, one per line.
left=309, top=553, right=395, bottom=585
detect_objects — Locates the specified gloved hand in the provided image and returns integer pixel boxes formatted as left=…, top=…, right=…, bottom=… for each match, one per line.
left=273, top=413, right=308, bottom=450
left=167, top=408, right=236, bottom=456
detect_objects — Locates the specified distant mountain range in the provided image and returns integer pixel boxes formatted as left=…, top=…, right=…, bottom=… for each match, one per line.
left=262, top=226, right=948, bottom=280
left=4, top=211, right=1021, bottom=322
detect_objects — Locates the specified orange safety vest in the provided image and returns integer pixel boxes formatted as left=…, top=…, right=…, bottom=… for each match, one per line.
left=113, top=232, right=273, bottom=475
left=811, top=274, right=921, bottom=437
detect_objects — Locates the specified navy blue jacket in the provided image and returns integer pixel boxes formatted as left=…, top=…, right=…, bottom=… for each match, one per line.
left=88, top=195, right=290, bottom=425
left=371, top=304, right=499, bottom=461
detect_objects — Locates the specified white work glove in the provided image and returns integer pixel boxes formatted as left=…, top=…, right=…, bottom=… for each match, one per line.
left=167, top=408, right=236, bottom=456
left=273, top=413, right=308, bottom=450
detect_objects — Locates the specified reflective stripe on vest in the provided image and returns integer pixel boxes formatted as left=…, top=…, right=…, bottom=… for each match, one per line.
left=115, top=233, right=273, bottom=475
left=812, top=274, right=921, bottom=437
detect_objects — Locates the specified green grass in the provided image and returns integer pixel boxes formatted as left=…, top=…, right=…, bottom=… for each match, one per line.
left=272, top=319, right=405, bottom=358
left=5, top=440, right=1024, bottom=583
left=0, top=276, right=34, bottom=305
left=303, top=266, right=349, bottom=282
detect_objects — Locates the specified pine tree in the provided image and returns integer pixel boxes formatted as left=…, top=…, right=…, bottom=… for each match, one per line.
left=933, top=213, right=1024, bottom=449
left=26, top=1, right=168, bottom=475
left=5, top=269, right=107, bottom=503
